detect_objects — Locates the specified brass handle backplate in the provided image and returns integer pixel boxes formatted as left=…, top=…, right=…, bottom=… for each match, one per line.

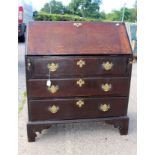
left=48, top=105, right=59, bottom=114
left=101, top=83, right=112, bottom=92
left=73, top=22, right=82, bottom=27
left=76, top=100, right=85, bottom=108
left=76, top=79, right=85, bottom=87
left=99, top=104, right=110, bottom=112
left=47, top=63, right=59, bottom=72
left=102, top=61, right=113, bottom=71
left=77, top=60, right=86, bottom=68
left=48, top=85, right=59, bottom=94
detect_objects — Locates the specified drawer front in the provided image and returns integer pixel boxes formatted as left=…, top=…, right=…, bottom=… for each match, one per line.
left=29, top=97, right=128, bottom=121
left=27, top=77, right=130, bottom=98
left=26, top=56, right=131, bottom=78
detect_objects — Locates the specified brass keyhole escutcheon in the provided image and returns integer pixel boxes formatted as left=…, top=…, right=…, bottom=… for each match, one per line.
left=73, top=22, right=82, bottom=28
left=101, top=83, right=112, bottom=92
left=48, top=85, right=59, bottom=94
left=48, top=105, right=59, bottom=114
left=77, top=60, right=86, bottom=68
left=99, top=104, right=110, bottom=112
left=102, top=61, right=113, bottom=71
left=47, top=63, right=59, bottom=72
left=76, top=100, right=85, bottom=108
left=76, top=79, right=85, bottom=87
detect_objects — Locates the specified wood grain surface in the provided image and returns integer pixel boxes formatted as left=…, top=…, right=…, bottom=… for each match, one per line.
left=27, top=21, right=132, bottom=55
left=28, top=97, right=128, bottom=121
left=27, top=77, right=130, bottom=98
left=26, top=55, right=132, bottom=78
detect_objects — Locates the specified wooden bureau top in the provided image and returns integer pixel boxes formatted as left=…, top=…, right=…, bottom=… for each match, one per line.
left=26, top=21, right=132, bottom=55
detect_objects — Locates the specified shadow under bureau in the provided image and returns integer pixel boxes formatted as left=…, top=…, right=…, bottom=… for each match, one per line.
left=26, top=21, right=133, bottom=142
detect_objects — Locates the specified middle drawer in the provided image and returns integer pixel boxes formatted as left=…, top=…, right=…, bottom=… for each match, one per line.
left=27, top=77, right=130, bottom=98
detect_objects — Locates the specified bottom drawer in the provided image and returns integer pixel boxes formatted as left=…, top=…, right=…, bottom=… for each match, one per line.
left=28, top=97, right=128, bottom=121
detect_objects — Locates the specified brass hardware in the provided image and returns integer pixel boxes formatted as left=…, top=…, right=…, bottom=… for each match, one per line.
left=47, top=63, right=59, bottom=72
left=27, top=62, right=31, bottom=70
left=99, top=104, right=110, bottom=112
left=102, top=61, right=113, bottom=71
left=48, top=105, right=59, bottom=114
left=73, top=22, right=82, bottom=27
left=28, top=62, right=31, bottom=67
left=77, top=60, right=86, bottom=68
left=101, top=83, right=112, bottom=92
left=76, top=100, right=85, bottom=108
left=129, top=60, right=133, bottom=64
left=115, top=23, right=120, bottom=26
left=76, top=79, right=85, bottom=87
left=48, top=85, right=59, bottom=94
left=129, top=57, right=136, bottom=64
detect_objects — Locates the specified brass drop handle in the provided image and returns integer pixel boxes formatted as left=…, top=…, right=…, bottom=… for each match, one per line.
left=76, top=79, right=85, bottom=87
left=48, top=85, right=59, bottom=94
left=77, top=59, right=86, bottom=68
left=47, top=63, right=59, bottom=72
left=99, top=104, right=110, bottom=112
left=48, top=105, right=59, bottom=114
left=101, top=83, right=112, bottom=92
left=102, top=61, right=113, bottom=71
left=76, top=100, right=85, bottom=108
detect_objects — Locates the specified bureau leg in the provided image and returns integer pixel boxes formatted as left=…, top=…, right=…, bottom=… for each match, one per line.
left=119, top=117, right=129, bottom=135
left=105, top=117, right=129, bottom=135
left=27, top=124, right=36, bottom=142
left=27, top=123, right=51, bottom=142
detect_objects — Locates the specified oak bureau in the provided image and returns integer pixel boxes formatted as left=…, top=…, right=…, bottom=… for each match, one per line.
left=26, top=21, right=133, bottom=142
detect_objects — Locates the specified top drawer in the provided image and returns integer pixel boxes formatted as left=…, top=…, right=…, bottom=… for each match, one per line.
left=26, top=55, right=132, bottom=79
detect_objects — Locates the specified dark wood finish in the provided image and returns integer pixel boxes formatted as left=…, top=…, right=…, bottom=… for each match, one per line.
left=27, top=77, right=130, bottom=98
left=26, top=55, right=131, bottom=79
left=27, top=123, right=51, bottom=142
left=26, top=22, right=133, bottom=142
left=27, top=21, right=132, bottom=55
left=27, top=116, right=129, bottom=142
left=28, top=97, right=128, bottom=121
left=105, top=116, right=129, bottom=135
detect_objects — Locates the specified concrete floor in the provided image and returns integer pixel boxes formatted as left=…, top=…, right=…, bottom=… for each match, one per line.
left=18, top=43, right=137, bottom=155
